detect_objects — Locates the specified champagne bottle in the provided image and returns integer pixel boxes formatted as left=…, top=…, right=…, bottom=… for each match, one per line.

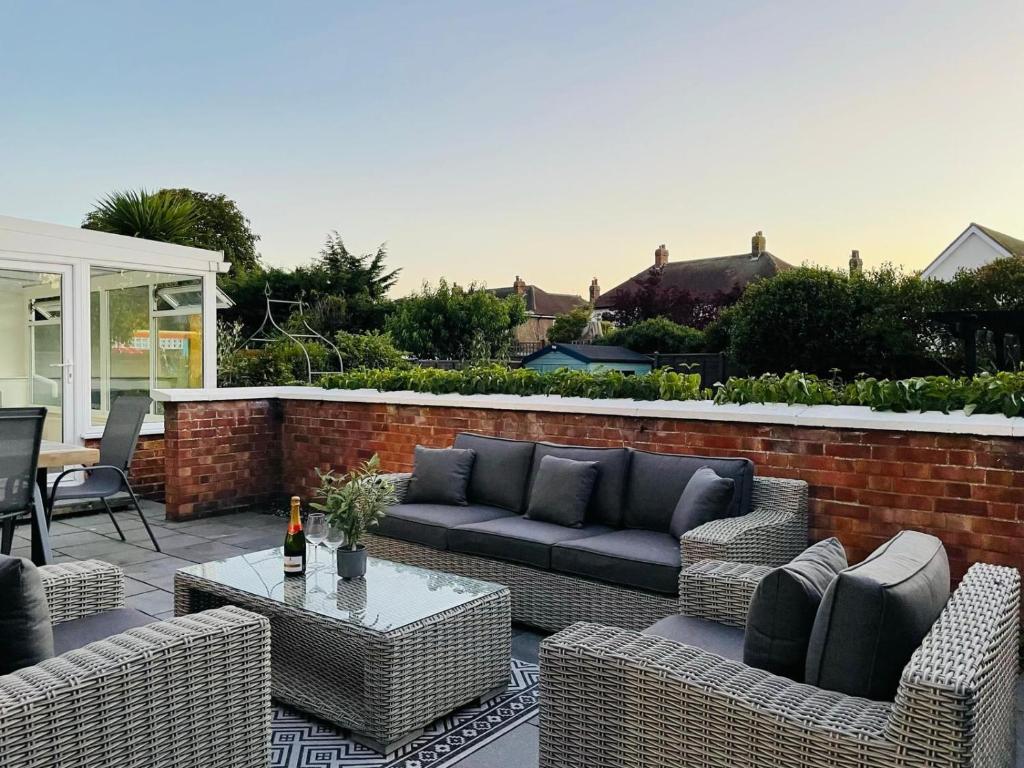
left=283, top=496, right=306, bottom=576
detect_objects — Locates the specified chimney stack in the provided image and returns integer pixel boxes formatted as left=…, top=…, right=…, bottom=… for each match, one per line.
left=589, top=277, right=600, bottom=303
left=654, top=244, right=669, bottom=267
left=849, top=249, right=863, bottom=275
left=751, top=231, right=766, bottom=258
left=513, top=275, right=527, bottom=295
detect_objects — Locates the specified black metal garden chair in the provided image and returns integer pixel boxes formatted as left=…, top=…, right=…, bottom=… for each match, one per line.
left=48, top=395, right=161, bottom=552
left=0, top=407, right=46, bottom=557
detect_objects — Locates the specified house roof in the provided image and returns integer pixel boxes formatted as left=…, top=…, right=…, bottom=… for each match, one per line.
left=522, top=343, right=652, bottom=365
left=594, top=251, right=792, bottom=309
left=974, top=224, right=1024, bottom=259
left=489, top=284, right=586, bottom=317
left=921, top=223, right=1024, bottom=280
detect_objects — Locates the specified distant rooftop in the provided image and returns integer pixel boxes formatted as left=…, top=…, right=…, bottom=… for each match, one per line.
left=490, top=280, right=586, bottom=317
left=523, top=342, right=651, bottom=365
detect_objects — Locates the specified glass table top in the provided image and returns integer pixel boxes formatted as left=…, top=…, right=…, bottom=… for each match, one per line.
left=177, top=548, right=507, bottom=633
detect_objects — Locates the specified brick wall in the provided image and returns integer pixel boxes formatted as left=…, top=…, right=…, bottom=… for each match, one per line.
left=163, top=399, right=282, bottom=519
left=84, top=434, right=166, bottom=500
left=165, top=396, right=1024, bottom=579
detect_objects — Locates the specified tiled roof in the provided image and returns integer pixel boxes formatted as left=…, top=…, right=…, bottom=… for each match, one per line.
left=975, top=224, right=1024, bottom=259
left=490, top=285, right=586, bottom=317
left=523, top=343, right=652, bottom=365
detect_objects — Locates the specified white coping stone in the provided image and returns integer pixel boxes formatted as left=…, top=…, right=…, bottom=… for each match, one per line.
left=151, top=386, right=1024, bottom=438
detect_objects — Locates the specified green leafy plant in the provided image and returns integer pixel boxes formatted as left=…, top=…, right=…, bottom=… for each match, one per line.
left=83, top=189, right=196, bottom=244
left=334, top=330, right=409, bottom=370
left=310, top=455, right=397, bottom=551
left=598, top=317, right=705, bottom=354
left=547, top=306, right=592, bottom=343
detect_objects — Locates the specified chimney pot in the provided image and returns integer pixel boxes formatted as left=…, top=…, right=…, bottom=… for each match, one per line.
left=654, top=244, right=669, bottom=267
left=589, top=277, right=601, bottom=303
left=513, top=275, right=527, bottom=295
left=751, top=231, right=766, bottom=258
left=849, top=249, right=863, bottom=275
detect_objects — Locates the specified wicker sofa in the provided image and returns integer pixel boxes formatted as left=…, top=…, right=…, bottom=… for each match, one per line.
left=0, top=560, right=271, bottom=768
left=365, top=433, right=809, bottom=633
left=538, top=554, right=1020, bottom=768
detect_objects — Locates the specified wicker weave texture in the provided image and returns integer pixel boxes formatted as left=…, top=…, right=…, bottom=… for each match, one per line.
left=538, top=562, right=1019, bottom=768
left=0, top=606, right=271, bottom=768
left=38, top=559, right=126, bottom=624
left=678, top=559, right=771, bottom=627
left=175, top=569, right=511, bottom=751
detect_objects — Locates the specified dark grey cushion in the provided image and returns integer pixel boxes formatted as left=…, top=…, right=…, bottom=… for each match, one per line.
left=450, top=517, right=611, bottom=569
left=376, top=503, right=513, bottom=550
left=624, top=450, right=754, bottom=533
left=669, top=467, right=736, bottom=538
left=51, top=607, right=155, bottom=655
left=744, top=537, right=847, bottom=681
left=530, top=443, right=630, bottom=527
left=525, top=456, right=598, bottom=528
left=453, top=433, right=535, bottom=513
left=643, top=614, right=745, bottom=661
left=551, top=529, right=681, bottom=595
left=0, top=554, right=54, bottom=675
left=805, top=531, right=949, bottom=701
left=405, top=446, right=477, bottom=506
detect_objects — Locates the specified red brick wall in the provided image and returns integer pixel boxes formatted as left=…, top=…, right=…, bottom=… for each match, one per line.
left=84, top=434, right=166, bottom=500
left=278, top=400, right=1024, bottom=580
left=163, top=399, right=282, bottom=519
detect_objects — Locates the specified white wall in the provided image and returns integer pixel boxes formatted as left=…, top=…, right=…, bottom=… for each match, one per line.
left=924, top=231, right=1007, bottom=281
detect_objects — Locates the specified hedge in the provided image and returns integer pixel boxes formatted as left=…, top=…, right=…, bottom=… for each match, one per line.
left=318, top=366, right=1024, bottom=417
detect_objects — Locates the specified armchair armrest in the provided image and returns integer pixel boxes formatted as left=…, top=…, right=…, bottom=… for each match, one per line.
left=678, top=559, right=771, bottom=626
left=379, top=472, right=411, bottom=503
left=0, top=606, right=271, bottom=768
left=38, top=559, right=125, bottom=624
left=681, top=476, right=808, bottom=568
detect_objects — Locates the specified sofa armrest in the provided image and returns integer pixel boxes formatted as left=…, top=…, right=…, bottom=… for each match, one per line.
left=0, top=606, right=271, bottom=768
left=38, top=559, right=125, bottom=624
left=539, top=622, right=893, bottom=768
left=379, top=472, right=411, bottom=503
left=678, top=559, right=771, bottom=626
left=680, top=476, right=808, bottom=568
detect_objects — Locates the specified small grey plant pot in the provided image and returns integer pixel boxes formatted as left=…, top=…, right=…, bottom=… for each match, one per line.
left=337, top=545, right=367, bottom=580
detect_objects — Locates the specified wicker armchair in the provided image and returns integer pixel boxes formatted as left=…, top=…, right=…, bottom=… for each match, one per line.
left=0, top=560, right=272, bottom=768
left=368, top=472, right=808, bottom=633
left=539, top=561, right=1020, bottom=768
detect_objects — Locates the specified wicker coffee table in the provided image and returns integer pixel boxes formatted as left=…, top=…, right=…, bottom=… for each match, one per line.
left=174, top=549, right=511, bottom=753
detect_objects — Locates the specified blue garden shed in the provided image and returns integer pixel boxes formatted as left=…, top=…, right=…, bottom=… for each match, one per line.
left=521, top=343, right=653, bottom=374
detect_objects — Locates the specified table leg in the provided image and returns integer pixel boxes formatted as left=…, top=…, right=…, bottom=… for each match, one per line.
left=30, top=467, right=53, bottom=566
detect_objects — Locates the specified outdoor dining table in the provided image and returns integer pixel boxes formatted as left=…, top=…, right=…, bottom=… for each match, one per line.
left=28, top=441, right=100, bottom=566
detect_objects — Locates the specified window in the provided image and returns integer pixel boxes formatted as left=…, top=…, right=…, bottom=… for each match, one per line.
left=90, top=268, right=204, bottom=425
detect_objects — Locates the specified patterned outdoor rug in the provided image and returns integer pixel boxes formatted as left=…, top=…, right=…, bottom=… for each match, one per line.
left=270, top=659, right=539, bottom=767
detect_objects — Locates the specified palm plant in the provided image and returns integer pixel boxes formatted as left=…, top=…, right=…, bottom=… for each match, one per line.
left=82, top=189, right=196, bottom=244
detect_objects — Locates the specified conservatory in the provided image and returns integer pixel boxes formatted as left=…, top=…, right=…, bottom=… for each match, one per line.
left=0, top=215, right=229, bottom=442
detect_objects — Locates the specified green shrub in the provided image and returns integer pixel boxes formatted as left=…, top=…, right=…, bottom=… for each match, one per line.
left=218, top=339, right=332, bottom=386
left=599, top=317, right=705, bottom=354
left=334, top=330, right=408, bottom=370
left=547, top=306, right=592, bottom=343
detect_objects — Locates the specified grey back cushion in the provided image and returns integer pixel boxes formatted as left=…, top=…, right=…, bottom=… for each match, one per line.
left=525, top=456, right=598, bottom=527
left=0, top=554, right=54, bottom=675
left=529, top=443, right=630, bottom=527
left=453, top=433, right=535, bottom=512
left=805, top=530, right=950, bottom=701
left=405, top=446, right=477, bottom=506
left=624, top=450, right=754, bottom=532
left=744, top=537, right=847, bottom=681
left=669, top=467, right=735, bottom=538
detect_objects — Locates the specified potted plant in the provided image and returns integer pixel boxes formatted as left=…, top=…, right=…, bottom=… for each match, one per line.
left=310, top=454, right=397, bottom=579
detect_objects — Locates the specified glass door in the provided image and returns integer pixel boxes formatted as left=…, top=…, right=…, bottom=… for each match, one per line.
left=0, top=263, right=74, bottom=442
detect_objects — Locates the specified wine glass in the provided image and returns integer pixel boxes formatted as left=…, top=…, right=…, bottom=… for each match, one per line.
left=323, top=522, right=346, bottom=574
left=305, top=513, right=326, bottom=570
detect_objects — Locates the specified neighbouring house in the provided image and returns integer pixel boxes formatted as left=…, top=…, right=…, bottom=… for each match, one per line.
left=521, top=342, right=652, bottom=374
left=488, top=276, right=587, bottom=347
left=921, top=222, right=1024, bottom=281
left=594, top=232, right=792, bottom=314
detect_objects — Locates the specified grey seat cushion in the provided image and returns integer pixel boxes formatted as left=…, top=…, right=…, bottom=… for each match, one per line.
left=805, top=530, right=950, bottom=701
left=0, top=554, right=53, bottom=675
left=643, top=614, right=745, bottom=662
left=449, top=516, right=612, bottom=569
left=376, top=503, right=513, bottom=550
left=525, top=456, right=598, bottom=528
left=551, top=529, right=681, bottom=595
left=52, top=607, right=155, bottom=655
left=744, top=537, right=847, bottom=681
left=624, top=450, right=754, bottom=533
left=530, top=443, right=631, bottom=527
left=405, top=446, right=477, bottom=506
left=453, top=433, right=535, bottom=513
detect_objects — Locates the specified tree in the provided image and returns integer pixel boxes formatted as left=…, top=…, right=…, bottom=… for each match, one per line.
left=608, top=267, right=741, bottom=329
left=385, top=280, right=527, bottom=360
left=598, top=317, right=705, bottom=354
left=159, top=188, right=261, bottom=270
left=547, top=306, right=592, bottom=343
left=83, top=189, right=196, bottom=244
left=941, top=257, right=1024, bottom=310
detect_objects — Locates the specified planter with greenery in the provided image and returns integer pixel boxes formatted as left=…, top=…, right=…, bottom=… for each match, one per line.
left=310, top=455, right=398, bottom=579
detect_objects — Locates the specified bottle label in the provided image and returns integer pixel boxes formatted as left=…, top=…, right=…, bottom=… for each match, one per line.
left=283, top=555, right=304, bottom=572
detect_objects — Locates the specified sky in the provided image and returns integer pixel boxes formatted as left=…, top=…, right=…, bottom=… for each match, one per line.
left=2, top=0, right=1022, bottom=297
